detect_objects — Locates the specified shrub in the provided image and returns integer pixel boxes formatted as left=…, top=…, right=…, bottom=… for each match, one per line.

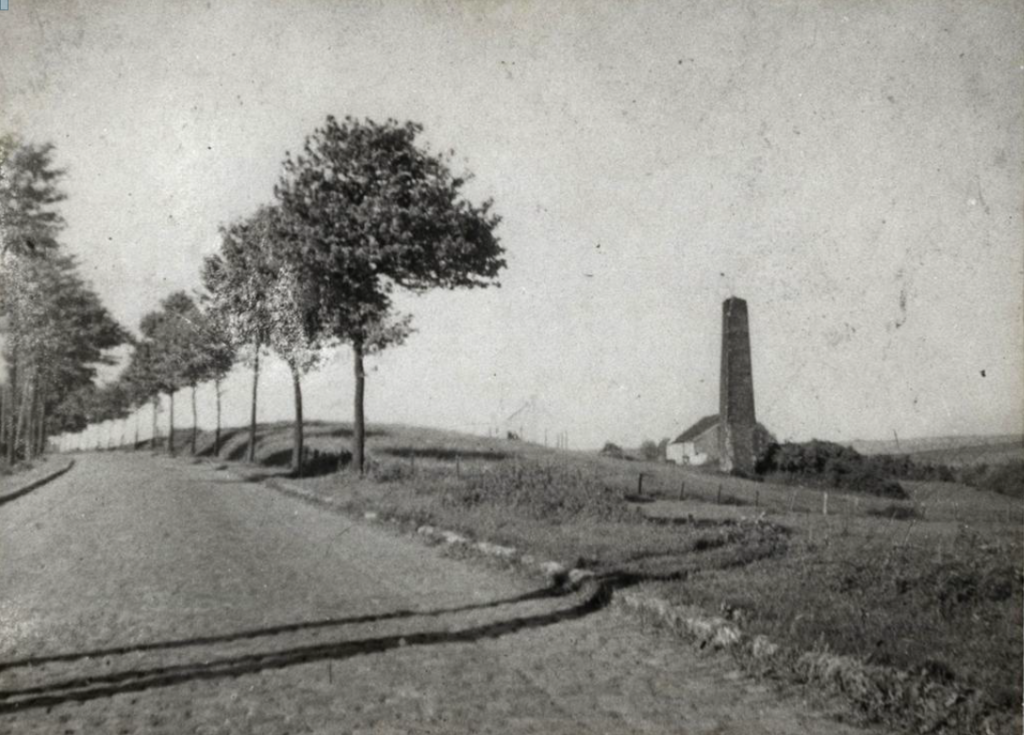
left=639, top=439, right=661, bottom=461
left=368, top=459, right=414, bottom=483
left=866, top=503, right=922, bottom=520
left=298, top=449, right=350, bottom=477
left=599, top=442, right=631, bottom=460
left=965, top=460, right=1024, bottom=499
left=757, top=440, right=908, bottom=498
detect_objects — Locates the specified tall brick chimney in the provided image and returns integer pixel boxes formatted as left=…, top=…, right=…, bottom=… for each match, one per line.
left=718, top=297, right=756, bottom=473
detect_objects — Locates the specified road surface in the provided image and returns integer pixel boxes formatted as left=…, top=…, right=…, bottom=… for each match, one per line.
left=0, top=453, right=880, bottom=734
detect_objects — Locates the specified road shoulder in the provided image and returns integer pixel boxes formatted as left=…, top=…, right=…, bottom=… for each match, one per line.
left=0, top=456, right=75, bottom=507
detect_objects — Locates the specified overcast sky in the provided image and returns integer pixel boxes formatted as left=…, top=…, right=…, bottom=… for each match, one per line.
left=2, top=0, right=1021, bottom=448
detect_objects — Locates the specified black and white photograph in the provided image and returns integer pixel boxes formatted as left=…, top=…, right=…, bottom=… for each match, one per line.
left=0, top=1, right=1021, bottom=733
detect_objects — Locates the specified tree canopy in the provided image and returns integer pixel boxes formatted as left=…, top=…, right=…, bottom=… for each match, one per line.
left=0, top=135, right=67, bottom=258
left=0, top=138, right=130, bottom=459
left=273, top=116, right=505, bottom=471
left=201, top=207, right=283, bottom=359
left=0, top=249, right=128, bottom=446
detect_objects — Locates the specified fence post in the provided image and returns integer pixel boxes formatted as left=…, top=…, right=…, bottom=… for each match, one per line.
left=822, top=491, right=829, bottom=516
left=788, top=489, right=798, bottom=514
left=755, top=488, right=759, bottom=508
left=637, top=473, right=644, bottom=496
left=679, top=481, right=685, bottom=500
left=456, top=454, right=461, bottom=477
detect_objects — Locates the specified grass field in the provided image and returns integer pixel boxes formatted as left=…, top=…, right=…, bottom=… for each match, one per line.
left=112, top=420, right=1021, bottom=733
left=909, top=440, right=1024, bottom=467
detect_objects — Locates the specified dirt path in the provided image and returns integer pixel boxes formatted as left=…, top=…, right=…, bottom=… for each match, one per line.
left=0, top=453, right=886, bottom=734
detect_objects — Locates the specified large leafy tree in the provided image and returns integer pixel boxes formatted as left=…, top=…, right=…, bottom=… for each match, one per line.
left=139, top=291, right=221, bottom=455
left=202, top=209, right=279, bottom=463
left=264, top=260, right=322, bottom=474
left=92, top=381, right=132, bottom=449
left=195, top=303, right=236, bottom=458
left=275, top=116, right=504, bottom=472
left=1, top=136, right=70, bottom=462
left=0, top=251, right=127, bottom=460
left=0, top=135, right=66, bottom=258
left=203, top=205, right=319, bottom=471
left=119, top=339, right=165, bottom=450
left=0, top=138, right=127, bottom=461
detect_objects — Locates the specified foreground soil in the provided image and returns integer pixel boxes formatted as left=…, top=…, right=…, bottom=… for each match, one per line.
left=0, top=453, right=888, bottom=734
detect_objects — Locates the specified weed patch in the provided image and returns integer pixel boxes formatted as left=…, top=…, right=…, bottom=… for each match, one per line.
left=651, top=525, right=1022, bottom=733
left=866, top=503, right=922, bottom=520
left=439, top=459, right=634, bottom=524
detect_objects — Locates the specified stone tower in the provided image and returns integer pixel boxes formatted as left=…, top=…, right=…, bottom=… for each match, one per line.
left=718, top=297, right=757, bottom=473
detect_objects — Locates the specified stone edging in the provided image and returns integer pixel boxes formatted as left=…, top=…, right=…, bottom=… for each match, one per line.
left=614, top=573, right=993, bottom=733
left=0, top=458, right=76, bottom=507
left=258, top=476, right=596, bottom=589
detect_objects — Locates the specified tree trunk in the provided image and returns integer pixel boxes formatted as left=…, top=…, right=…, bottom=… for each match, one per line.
left=0, top=386, right=7, bottom=461
left=134, top=408, right=140, bottom=451
left=290, top=364, right=304, bottom=475
left=214, top=377, right=222, bottom=458
left=190, top=384, right=198, bottom=455
left=6, top=358, right=17, bottom=465
left=30, top=389, right=39, bottom=456
left=248, top=347, right=260, bottom=464
left=168, top=391, right=176, bottom=456
left=0, top=384, right=6, bottom=461
left=35, top=393, right=46, bottom=456
left=13, top=396, right=24, bottom=461
left=151, top=397, right=159, bottom=450
left=20, top=376, right=33, bottom=462
left=353, top=339, right=366, bottom=474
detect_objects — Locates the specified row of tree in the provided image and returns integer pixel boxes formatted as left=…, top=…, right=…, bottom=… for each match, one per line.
left=92, top=116, right=504, bottom=474
left=0, top=136, right=129, bottom=464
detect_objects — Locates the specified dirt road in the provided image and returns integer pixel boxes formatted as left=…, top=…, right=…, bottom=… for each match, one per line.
left=0, top=453, right=882, bottom=734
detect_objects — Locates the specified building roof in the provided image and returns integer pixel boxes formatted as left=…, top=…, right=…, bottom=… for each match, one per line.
left=671, top=414, right=720, bottom=444
left=671, top=415, right=775, bottom=446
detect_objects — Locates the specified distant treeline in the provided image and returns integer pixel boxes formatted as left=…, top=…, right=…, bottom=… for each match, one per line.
left=756, top=440, right=1024, bottom=500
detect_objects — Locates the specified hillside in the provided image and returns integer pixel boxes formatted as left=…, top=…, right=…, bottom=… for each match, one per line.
left=139, top=418, right=1023, bottom=734
left=849, top=434, right=1023, bottom=464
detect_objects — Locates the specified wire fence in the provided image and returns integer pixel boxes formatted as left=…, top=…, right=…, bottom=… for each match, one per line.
left=625, top=468, right=1024, bottom=527
left=385, top=452, right=1024, bottom=528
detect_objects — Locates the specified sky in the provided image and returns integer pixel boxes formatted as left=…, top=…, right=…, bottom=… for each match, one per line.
left=1, top=0, right=1022, bottom=448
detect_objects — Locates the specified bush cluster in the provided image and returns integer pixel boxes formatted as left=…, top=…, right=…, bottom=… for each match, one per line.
left=956, top=460, right=1024, bottom=499
left=756, top=440, right=907, bottom=498
left=862, top=453, right=957, bottom=483
left=599, top=442, right=629, bottom=460
left=860, top=454, right=1022, bottom=499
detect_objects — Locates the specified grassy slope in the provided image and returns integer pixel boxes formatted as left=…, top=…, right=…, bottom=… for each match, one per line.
left=143, top=420, right=1021, bottom=733
left=850, top=434, right=1023, bottom=454
left=0, top=455, right=54, bottom=491
left=851, top=435, right=1024, bottom=466
left=909, top=440, right=1024, bottom=467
